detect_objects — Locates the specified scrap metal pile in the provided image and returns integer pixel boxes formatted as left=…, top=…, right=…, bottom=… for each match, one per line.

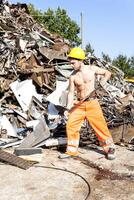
left=0, top=2, right=134, bottom=151
left=87, top=56, right=134, bottom=127
left=81, top=56, right=134, bottom=147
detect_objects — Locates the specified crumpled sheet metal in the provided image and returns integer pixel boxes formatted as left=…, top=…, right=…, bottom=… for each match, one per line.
left=10, top=79, right=43, bottom=112
left=0, top=1, right=70, bottom=99
left=39, top=46, right=67, bottom=62
left=0, top=2, right=69, bottom=75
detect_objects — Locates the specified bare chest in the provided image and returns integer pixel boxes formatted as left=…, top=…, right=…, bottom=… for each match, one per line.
left=74, top=68, right=95, bottom=86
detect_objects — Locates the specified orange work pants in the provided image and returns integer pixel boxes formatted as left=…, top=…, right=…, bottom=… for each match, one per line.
left=66, top=99, right=114, bottom=156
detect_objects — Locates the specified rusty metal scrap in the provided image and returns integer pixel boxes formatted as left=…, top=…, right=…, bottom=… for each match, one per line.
left=0, top=150, right=35, bottom=169
left=0, top=2, right=70, bottom=94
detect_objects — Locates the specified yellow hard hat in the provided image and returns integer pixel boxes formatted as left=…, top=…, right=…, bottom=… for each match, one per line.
left=68, top=47, right=86, bottom=60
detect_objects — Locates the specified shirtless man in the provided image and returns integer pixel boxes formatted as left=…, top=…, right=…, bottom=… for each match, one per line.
left=59, top=47, right=116, bottom=160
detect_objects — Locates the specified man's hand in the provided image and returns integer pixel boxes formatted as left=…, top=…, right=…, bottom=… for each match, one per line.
left=64, top=110, right=69, bottom=119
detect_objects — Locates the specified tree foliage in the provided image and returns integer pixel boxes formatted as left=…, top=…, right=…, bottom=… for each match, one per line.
left=101, top=52, right=111, bottom=63
left=85, top=43, right=94, bottom=55
left=28, top=4, right=81, bottom=46
left=112, top=55, right=134, bottom=77
left=28, top=4, right=44, bottom=24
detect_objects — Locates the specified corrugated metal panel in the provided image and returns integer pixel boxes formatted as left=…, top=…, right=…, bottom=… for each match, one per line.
left=0, top=150, right=35, bottom=169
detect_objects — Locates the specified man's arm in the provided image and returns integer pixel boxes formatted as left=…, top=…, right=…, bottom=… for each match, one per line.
left=92, top=65, right=112, bottom=86
left=66, top=76, right=75, bottom=110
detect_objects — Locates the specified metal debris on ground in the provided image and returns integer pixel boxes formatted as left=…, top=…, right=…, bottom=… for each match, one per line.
left=0, top=150, right=35, bottom=169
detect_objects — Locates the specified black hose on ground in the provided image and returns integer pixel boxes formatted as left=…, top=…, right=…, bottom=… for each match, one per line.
left=34, top=165, right=91, bottom=200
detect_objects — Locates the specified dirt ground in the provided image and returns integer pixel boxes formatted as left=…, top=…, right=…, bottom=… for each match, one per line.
left=0, top=126, right=134, bottom=200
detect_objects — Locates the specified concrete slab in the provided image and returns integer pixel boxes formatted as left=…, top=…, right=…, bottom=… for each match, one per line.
left=0, top=146, right=134, bottom=200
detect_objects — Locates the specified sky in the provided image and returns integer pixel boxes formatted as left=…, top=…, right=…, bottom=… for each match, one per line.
left=10, top=0, right=134, bottom=59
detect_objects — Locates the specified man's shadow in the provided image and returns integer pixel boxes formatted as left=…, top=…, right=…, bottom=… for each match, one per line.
left=79, top=143, right=106, bottom=156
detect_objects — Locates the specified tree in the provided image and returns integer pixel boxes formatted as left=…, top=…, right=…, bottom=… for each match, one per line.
left=85, top=43, right=94, bottom=55
left=130, top=56, right=134, bottom=67
left=101, top=52, right=111, bottom=63
left=28, top=5, right=81, bottom=46
left=128, top=56, right=134, bottom=77
left=112, top=54, right=134, bottom=77
left=28, top=4, right=44, bottom=24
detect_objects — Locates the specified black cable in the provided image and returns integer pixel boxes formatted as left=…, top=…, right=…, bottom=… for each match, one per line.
left=34, top=165, right=91, bottom=200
